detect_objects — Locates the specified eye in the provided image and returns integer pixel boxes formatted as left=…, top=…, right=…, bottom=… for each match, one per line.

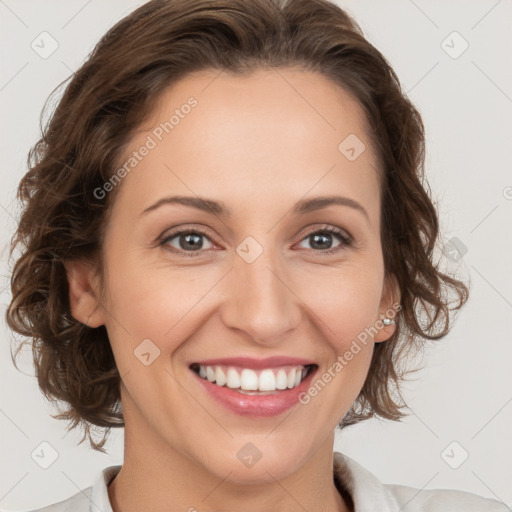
left=158, top=224, right=353, bottom=258
left=159, top=228, right=215, bottom=257
left=296, top=226, right=352, bottom=254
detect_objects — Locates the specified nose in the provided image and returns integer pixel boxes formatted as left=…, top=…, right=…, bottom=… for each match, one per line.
left=220, top=248, right=302, bottom=346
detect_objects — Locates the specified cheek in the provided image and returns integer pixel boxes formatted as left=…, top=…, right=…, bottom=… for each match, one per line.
left=115, top=269, right=381, bottom=344
left=294, top=262, right=385, bottom=343
left=103, top=239, right=384, bottom=365
left=100, top=248, right=381, bottom=447
left=101, top=255, right=221, bottom=364
left=292, top=263, right=383, bottom=394
left=103, top=280, right=177, bottom=349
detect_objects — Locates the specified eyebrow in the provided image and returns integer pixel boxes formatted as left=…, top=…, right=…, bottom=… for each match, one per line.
left=140, top=194, right=369, bottom=222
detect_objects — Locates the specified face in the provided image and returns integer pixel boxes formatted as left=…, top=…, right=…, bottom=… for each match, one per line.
left=69, top=67, right=399, bottom=483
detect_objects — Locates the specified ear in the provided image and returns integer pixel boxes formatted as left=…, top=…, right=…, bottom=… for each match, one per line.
left=374, top=273, right=401, bottom=343
left=64, top=260, right=106, bottom=328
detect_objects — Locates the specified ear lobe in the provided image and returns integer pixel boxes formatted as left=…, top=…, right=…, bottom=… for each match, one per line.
left=374, top=273, right=401, bottom=343
left=64, top=260, right=106, bottom=328
left=374, top=320, right=397, bottom=343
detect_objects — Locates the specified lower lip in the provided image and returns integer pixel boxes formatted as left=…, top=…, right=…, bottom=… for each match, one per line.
left=192, top=367, right=317, bottom=417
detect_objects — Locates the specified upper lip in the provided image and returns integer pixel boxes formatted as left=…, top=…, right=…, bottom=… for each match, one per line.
left=191, top=356, right=317, bottom=369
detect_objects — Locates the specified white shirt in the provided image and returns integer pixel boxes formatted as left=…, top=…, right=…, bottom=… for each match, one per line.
left=22, top=451, right=509, bottom=511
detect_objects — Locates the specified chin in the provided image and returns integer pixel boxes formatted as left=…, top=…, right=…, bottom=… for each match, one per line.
left=195, top=443, right=310, bottom=485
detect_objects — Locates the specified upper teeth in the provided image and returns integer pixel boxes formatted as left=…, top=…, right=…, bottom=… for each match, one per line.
left=195, top=364, right=309, bottom=392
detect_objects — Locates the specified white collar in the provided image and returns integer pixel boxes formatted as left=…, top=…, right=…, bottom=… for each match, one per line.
left=333, top=451, right=398, bottom=510
left=90, top=464, right=119, bottom=512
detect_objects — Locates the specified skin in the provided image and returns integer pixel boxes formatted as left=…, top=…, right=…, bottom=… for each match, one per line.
left=66, top=67, right=400, bottom=512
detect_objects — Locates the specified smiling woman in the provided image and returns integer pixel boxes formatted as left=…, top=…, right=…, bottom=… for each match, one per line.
left=5, top=0, right=506, bottom=511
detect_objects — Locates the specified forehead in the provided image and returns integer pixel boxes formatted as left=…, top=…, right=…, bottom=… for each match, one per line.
left=111, top=67, right=382, bottom=226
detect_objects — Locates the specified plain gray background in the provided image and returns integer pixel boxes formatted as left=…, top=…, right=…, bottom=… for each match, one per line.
left=1, top=0, right=511, bottom=510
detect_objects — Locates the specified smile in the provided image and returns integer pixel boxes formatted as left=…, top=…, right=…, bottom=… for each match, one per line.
left=189, top=357, right=318, bottom=417
left=190, top=363, right=314, bottom=394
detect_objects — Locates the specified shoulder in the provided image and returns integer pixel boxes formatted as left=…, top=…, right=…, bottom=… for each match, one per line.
left=19, top=487, right=92, bottom=512
left=17, top=464, right=121, bottom=512
left=333, top=451, right=509, bottom=512
left=385, top=483, right=510, bottom=511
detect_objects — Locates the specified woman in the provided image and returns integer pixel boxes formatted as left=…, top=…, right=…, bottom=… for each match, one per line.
left=6, top=0, right=507, bottom=510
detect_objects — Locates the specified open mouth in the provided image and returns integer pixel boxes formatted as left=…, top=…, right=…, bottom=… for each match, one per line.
left=190, top=363, right=317, bottom=395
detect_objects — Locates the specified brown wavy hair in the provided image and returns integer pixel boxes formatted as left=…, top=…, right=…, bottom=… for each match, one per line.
left=6, top=0, right=469, bottom=451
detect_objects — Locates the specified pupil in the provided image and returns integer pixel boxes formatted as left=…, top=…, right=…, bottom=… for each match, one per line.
left=182, top=233, right=202, bottom=250
left=311, top=233, right=331, bottom=250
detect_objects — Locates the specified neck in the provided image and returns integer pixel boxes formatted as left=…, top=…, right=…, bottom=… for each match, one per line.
left=108, top=400, right=351, bottom=512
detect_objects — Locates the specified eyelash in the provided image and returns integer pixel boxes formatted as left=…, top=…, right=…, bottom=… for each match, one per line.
left=158, top=225, right=353, bottom=258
